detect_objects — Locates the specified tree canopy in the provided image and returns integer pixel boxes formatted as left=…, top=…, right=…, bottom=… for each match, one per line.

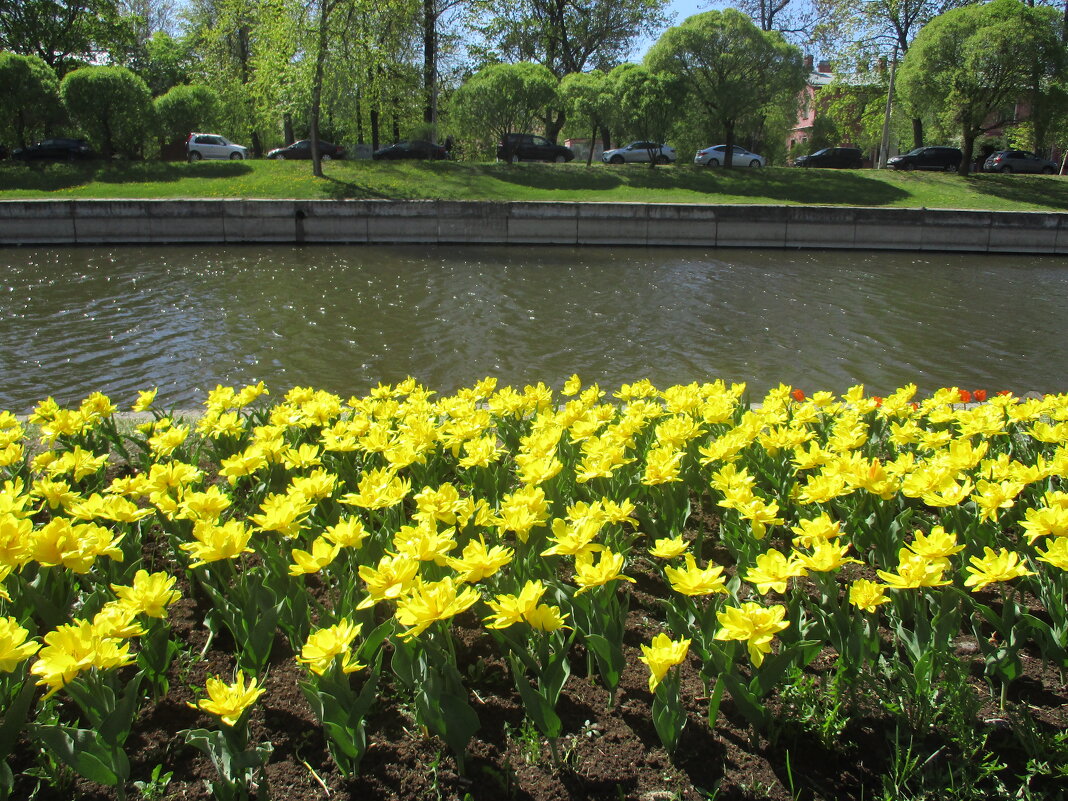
left=60, top=64, right=154, bottom=157
left=897, top=0, right=1067, bottom=173
left=449, top=61, right=557, bottom=155
left=645, top=9, right=807, bottom=166
left=0, top=52, right=63, bottom=148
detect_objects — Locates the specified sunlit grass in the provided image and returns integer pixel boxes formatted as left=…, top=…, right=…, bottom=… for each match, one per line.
left=0, top=158, right=1065, bottom=211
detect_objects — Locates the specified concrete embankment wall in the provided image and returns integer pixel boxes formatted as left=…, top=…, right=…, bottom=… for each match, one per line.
left=1, top=199, right=1066, bottom=253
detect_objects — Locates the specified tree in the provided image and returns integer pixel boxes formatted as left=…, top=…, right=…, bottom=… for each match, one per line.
left=812, top=0, right=978, bottom=147
left=559, top=69, right=612, bottom=165
left=0, top=0, right=136, bottom=76
left=897, top=0, right=1067, bottom=174
left=450, top=61, right=557, bottom=158
left=154, top=83, right=221, bottom=142
left=60, top=65, right=154, bottom=157
left=604, top=63, right=681, bottom=167
left=0, top=52, right=63, bottom=149
left=128, top=30, right=198, bottom=95
left=469, top=0, right=670, bottom=139
left=645, top=9, right=807, bottom=167
left=714, top=0, right=814, bottom=37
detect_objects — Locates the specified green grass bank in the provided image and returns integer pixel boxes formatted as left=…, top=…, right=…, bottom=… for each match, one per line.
left=1, top=159, right=1066, bottom=211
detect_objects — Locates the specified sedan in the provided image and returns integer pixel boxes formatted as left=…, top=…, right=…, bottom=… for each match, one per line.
left=266, top=140, right=345, bottom=160
left=695, top=144, right=765, bottom=168
left=983, top=150, right=1058, bottom=174
left=602, top=141, right=675, bottom=164
left=12, top=138, right=95, bottom=161
left=372, top=140, right=448, bottom=160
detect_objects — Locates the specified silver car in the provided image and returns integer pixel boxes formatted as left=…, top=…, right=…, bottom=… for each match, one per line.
left=186, top=133, right=249, bottom=162
left=694, top=144, right=765, bottom=167
left=602, top=141, right=676, bottom=164
left=983, top=149, right=1058, bottom=174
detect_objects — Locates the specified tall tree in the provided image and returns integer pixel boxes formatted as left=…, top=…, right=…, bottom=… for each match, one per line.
left=897, top=0, right=1067, bottom=174
left=184, top=0, right=268, bottom=154
left=559, top=68, right=612, bottom=164
left=605, top=62, right=681, bottom=167
left=711, top=0, right=814, bottom=37
left=645, top=9, right=806, bottom=167
left=0, top=52, right=63, bottom=148
left=812, top=0, right=977, bottom=147
left=0, top=0, right=136, bottom=75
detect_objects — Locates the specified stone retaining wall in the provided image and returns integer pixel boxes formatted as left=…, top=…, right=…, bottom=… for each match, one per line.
left=1, top=199, right=1065, bottom=253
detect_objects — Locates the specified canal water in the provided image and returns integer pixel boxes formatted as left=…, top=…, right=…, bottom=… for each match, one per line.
left=0, top=245, right=1064, bottom=412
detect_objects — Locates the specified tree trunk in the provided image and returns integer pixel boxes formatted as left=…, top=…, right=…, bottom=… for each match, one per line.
left=912, top=117, right=924, bottom=149
left=600, top=125, right=611, bottom=152
left=545, top=109, right=566, bottom=142
left=423, top=0, right=437, bottom=129
left=959, top=130, right=976, bottom=176
left=724, top=121, right=735, bottom=168
left=284, top=114, right=295, bottom=145
left=310, top=0, right=333, bottom=178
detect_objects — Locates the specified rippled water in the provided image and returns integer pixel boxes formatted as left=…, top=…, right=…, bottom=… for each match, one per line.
left=0, top=244, right=1064, bottom=411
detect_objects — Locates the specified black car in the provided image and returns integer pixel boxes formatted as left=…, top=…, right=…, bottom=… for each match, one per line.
left=12, top=138, right=95, bottom=161
left=372, top=140, right=448, bottom=160
left=266, top=140, right=345, bottom=160
left=496, top=133, right=574, bottom=163
left=887, top=146, right=962, bottom=171
left=793, top=147, right=863, bottom=168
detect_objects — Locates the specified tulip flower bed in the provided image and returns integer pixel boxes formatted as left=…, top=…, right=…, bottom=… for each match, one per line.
left=1, top=379, right=1067, bottom=801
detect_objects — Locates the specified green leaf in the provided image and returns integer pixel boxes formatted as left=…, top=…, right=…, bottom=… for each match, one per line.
left=584, top=633, right=625, bottom=694
left=31, top=724, right=126, bottom=787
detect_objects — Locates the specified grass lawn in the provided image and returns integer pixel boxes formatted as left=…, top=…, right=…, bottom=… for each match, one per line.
left=1, top=158, right=1066, bottom=211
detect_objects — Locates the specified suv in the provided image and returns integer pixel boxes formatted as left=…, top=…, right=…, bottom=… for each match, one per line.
left=887, top=146, right=962, bottom=171
left=983, top=150, right=1058, bottom=174
left=793, top=147, right=863, bottom=168
left=497, top=133, right=574, bottom=163
left=186, top=133, right=249, bottom=161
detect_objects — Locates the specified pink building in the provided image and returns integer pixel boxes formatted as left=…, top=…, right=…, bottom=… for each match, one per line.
left=788, top=57, right=834, bottom=153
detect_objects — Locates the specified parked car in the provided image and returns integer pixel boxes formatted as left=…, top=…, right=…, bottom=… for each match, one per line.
left=983, top=149, right=1058, bottom=174
left=372, top=140, right=448, bottom=160
left=496, top=133, right=574, bottom=163
left=266, top=140, right=346, bottom=160
left=186, top=133, right=249, bottom=161
left=792, top=147, right=863, bottom=168
left=887, top=146, right=962, bottom=171
left=11, top=138, right=95, bottom=161
left=694, top=144, right=765, bottom=167
left=602, top=141, right=676, bottom=164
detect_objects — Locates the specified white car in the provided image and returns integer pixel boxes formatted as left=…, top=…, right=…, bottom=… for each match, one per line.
left=695, top=145, right=765, bottom=168
left=601, top=141, right=676, bottom=165
left=186, top=133, right=249, bottom=162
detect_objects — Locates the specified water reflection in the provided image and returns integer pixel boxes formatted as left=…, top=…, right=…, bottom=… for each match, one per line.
left=0, top=245, right=1064, bottom=411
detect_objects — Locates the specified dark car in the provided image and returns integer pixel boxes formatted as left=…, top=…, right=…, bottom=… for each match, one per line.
left=983, top=149, right=1058, bottom=174
left=372, top=140, right=448, bottom=160
left=12, top=138, right=95, bottom=161
left=887, top=146, right=962, bottom=171
left=496, top=133, right=574, bottom=163
left=266, top=140, right=345, bottom=160
left=793, top=147, right=863, bottom=168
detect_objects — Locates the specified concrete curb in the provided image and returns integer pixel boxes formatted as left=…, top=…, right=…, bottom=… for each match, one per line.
left=1, top=199, right=1065, bottom=253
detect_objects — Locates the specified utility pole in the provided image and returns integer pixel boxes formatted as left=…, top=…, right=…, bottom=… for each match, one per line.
left=878, top=46, right=898, bottom=169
